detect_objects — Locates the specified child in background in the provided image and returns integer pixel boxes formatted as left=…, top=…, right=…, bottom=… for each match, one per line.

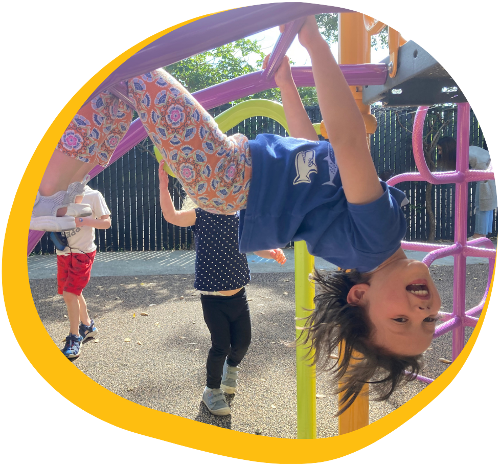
left=34, top=16, right=441, bottom=413
left=57, top=183, right=111, bottom=359
left=438, top=138, right=497, bottom=239
left=468, top=142, right=496, bottom=239
left=158, top=163, right=285, bottom=415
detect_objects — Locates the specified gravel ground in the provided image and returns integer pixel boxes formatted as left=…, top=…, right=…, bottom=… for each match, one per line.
left=30, top=263, right=488, bottom=438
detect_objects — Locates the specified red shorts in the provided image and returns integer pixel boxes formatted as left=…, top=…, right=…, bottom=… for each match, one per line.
left=57, top=251, right=96, bottom=295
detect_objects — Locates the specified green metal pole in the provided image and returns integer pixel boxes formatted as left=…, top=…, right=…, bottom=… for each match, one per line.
left=294, top=240, right=316, bottom=439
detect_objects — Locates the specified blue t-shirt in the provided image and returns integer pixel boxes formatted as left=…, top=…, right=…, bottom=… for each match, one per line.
left=192, top=208, right=250, bottom=291
left=239, top=134, right=408, bottom=273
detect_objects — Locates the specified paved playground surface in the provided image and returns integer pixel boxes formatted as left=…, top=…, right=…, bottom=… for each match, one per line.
left=28, top=249, right=490, bottom=438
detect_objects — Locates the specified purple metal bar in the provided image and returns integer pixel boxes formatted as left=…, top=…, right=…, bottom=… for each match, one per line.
left=406, top=372, right=434, bottom=384
left=466, top=170, right=495, bottom=182
left=262, top=19, right=306, bottom=81
left=400, top=240, right=447, bottom=252
left=434, top=316, right=461, bottom=338
left=451, top=102, right=470, bottom=360
left=464, top=316, right=479, bottom=327
left=422, top=243, right=461, bottom=267
left=464, top=245, right=496, bottom=259
left=465, top=252, right=495, bottom=318
left=86, top=4, right=353, bottom=103
left=437, top=312, right=453, bottom=322
left=194, top=64, right=387, bottom=110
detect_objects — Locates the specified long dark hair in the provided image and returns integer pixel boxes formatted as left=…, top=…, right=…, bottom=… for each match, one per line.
left=299, top=269, right=423, bottom=416
left=437, top=136, right=457, bottom=171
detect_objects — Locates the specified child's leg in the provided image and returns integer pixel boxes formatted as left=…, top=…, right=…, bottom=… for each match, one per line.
left=201, top=295, right=232, bottom=388
left=226, top=290, right=251, bottom=367
left=128, top=70, right=252, bottom=214
left=56, top=92, right=133, bottom=168
left=63, top=290, right=81, bottom=335
left=77, top=293, right=91, bottom=327
left=33, top=93, right=134, bottom=229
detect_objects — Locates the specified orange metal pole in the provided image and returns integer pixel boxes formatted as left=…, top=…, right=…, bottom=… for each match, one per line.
left=337, top=11, right=372, bottom=434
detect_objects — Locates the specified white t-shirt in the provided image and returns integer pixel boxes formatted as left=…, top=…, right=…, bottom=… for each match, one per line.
left=56, top=189, right=111, bottom=256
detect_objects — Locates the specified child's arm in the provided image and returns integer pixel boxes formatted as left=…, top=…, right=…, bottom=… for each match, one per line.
left=265, top=54, right=318, bottom=141
left=75, top=215, right=111, bottom=229
left=158, top=160, right=196, bottom=227
left=254, top=248, right=287, bottom=265
left=297, top=17, right=383, bottom=205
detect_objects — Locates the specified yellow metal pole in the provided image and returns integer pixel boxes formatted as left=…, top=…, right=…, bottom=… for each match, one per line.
left=337, top=11, right=373, bottom=434
left=295, top=241, right=316, bottom=438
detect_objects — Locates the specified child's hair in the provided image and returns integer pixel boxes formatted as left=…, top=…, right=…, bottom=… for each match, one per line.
left=300, top=269, right=423, bottom=416
left=437, top=136, right=457, bottom=171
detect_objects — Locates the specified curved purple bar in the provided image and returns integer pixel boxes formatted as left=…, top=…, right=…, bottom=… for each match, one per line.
left=387, top=171, right=464, bottom=186
left=422, top=243, right=461, bottom=267
left=86, top=3, right=352, bottom=103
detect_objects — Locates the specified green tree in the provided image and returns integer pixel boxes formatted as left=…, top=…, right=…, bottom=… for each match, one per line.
left=166, top=39, right=266, bottom=95
left=165, top=38, right=317, bottom=105
left=316, top=13, right=388, bottom=50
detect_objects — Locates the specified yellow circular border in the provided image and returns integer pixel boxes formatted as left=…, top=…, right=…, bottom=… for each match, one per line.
left=3, top=8, right=496, bottom=464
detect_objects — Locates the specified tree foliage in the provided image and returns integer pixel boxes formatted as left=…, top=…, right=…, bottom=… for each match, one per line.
left=164, top=39, right=320, bottom=106
left=316, top=13, right=388, bottom=50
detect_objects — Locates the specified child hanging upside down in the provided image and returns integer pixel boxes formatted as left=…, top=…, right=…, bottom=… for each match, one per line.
left=32, top=16, right=441, bottom=414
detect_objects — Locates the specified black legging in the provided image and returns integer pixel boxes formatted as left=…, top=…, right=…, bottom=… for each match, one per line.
left=201, top=288, right=251, bottom=389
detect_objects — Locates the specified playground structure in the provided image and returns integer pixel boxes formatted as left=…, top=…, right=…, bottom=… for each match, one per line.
left=26, top=4, right=496, bottom=438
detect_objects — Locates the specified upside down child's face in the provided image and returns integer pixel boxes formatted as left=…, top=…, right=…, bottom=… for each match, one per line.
left=348, top=254, right=441, bottom=356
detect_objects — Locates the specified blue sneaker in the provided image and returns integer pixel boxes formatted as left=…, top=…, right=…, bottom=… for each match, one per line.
left=62, top=334, right=83, bottom=359
left=79, top=319, right=98, bottom=341
left=202, top=387, right=231, bottom=416
left=221, top=360, right=240, bottom=395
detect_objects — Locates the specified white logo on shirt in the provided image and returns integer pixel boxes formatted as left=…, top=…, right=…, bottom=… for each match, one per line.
left=293, top=150, right=317, bottom=184
left=323, top=150, right=338, bottom=187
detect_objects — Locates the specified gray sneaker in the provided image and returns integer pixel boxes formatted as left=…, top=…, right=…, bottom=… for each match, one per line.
left=202, top=387, right=230, bottom=416
left=220, top=361, right=240, bottom=395
left=67, top=175, right=91, bottom=203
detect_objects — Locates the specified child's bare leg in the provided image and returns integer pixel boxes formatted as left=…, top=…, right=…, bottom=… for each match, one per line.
left=63, top=290, right=81, bottom=336
left=39, top=149, right=88, bottom=197
left=68, top=160, right=98, bottom=185
left=77, top=294, right=91, bottom=327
